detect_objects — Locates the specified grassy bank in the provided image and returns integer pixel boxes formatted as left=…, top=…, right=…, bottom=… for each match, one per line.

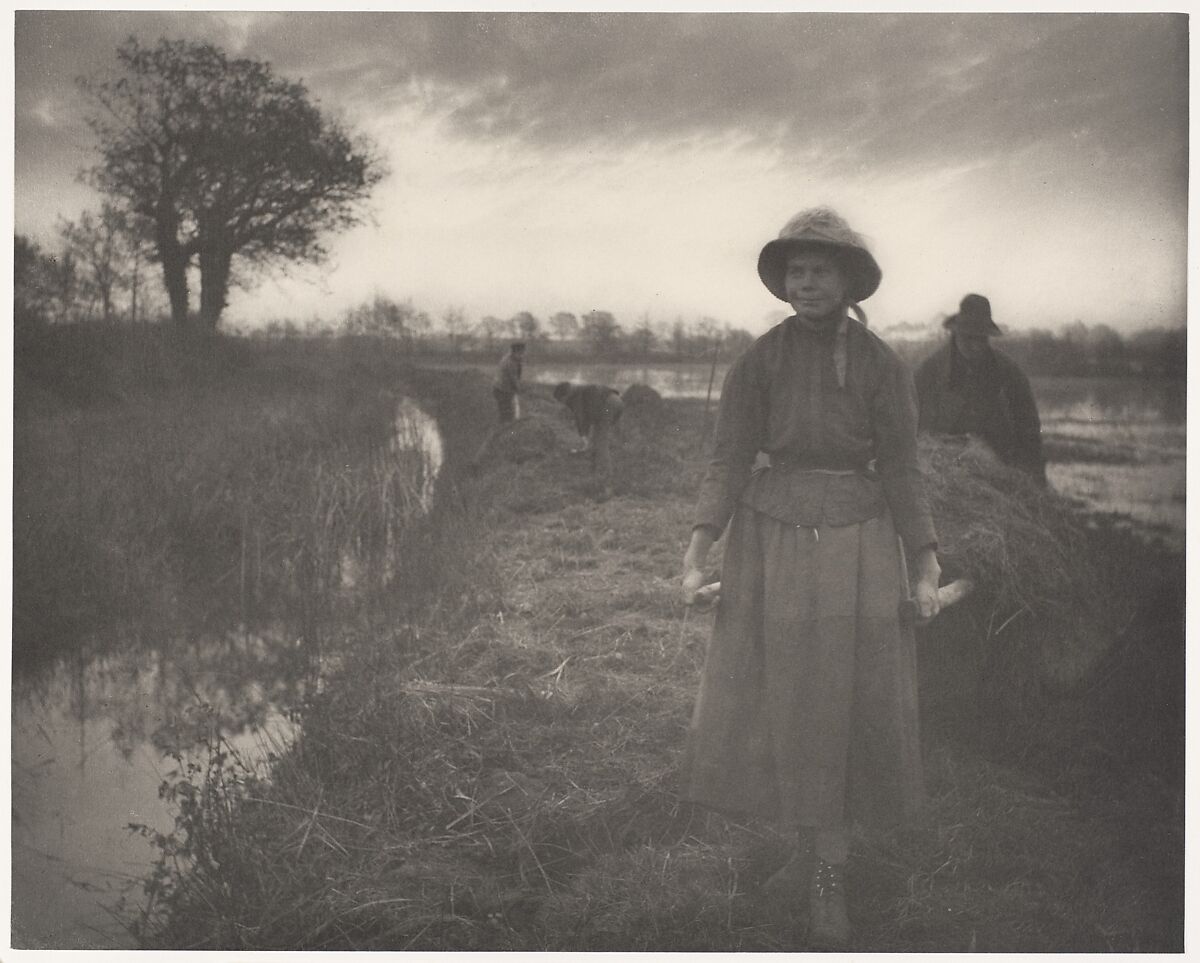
left=14, top=329, right=499, bottom=675
left=99, top=346, right=1182, bottom=952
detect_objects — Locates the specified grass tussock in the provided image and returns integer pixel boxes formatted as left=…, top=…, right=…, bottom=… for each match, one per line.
left=104, top=352, right=1181, bottom=953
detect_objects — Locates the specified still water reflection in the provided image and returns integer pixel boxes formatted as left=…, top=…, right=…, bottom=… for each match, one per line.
left=534, top=362, right=728, bottom=400
left=12, top=629, right=307, bottom=948
left=11, top=398, right=444, bottom=949
left=1034, top=376, right=1185, bottom=546
left=393, top=396, right=445, bottom=512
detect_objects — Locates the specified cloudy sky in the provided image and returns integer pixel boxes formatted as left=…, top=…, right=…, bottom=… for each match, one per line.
left=13, top=8, right=1189, bottom=335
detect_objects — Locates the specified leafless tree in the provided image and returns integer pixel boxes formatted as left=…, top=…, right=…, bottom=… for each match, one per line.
left=59, top=204, right=126, bottom=322
left=441, top=306, right=473, bottom=353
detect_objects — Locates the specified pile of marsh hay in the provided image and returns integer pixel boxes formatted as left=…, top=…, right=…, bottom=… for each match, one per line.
left=916, top=435, right=1135, bottom=733
left=621, top=383, right=664, bottom=412
left=469, top=412, right=572, bottom=470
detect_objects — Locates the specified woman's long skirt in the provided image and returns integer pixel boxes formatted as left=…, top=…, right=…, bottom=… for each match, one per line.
left=683, top=506, right=925, bottom=831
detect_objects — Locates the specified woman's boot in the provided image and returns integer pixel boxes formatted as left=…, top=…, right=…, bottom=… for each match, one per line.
left=809, top=856, right=850, bottom=947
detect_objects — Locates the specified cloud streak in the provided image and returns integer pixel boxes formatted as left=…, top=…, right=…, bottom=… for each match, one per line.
left=23, top=12, right=1182, bottom=167
left=224, top=12, right=1186, bottom=180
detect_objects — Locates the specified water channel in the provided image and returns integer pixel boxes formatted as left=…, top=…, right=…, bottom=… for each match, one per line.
left=10, top=398, right=445, bottom=949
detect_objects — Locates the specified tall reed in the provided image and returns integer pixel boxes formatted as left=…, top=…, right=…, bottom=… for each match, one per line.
left=13, top=327, right=473, bottom=672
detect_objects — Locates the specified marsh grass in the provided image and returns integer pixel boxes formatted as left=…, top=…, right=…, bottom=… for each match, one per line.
left=14, top=328, right=479, bottom=672
left=22, top=329, right=1178, bottom=951
left=112, top=365, right=1181, bottom=952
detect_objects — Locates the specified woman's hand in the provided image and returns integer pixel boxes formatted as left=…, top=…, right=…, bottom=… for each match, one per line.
left=681, top=527, right=716, bottom=605
left=913, top=546, right=942, bottom=623
left=682, top=565, right=708, bottom=605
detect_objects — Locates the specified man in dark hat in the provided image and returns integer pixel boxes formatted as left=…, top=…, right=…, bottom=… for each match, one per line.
left=492, top=341, right=526, bottom=424
left=914, top=294, right=1046, bottom=483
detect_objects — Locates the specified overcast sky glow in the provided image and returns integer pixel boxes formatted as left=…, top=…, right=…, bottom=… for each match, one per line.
left=13, top=9, right=1189, bottom=335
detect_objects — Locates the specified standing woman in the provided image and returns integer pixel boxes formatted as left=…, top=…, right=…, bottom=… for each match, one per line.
left=680, top=208, right=942, bottom=947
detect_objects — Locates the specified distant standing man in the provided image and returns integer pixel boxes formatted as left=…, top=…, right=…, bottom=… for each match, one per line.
left=915, top=294, right=1046, bottom=484
left=552, top=381, right=624, bottom=478
left=493, top=341, right=526, bottom=424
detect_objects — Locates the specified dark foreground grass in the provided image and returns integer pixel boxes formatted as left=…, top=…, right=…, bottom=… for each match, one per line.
left=103, top=355, right=1183, bottom=952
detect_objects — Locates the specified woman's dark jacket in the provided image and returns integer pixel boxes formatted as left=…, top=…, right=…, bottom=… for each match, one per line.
left=694, top=315, right=937, bottom=555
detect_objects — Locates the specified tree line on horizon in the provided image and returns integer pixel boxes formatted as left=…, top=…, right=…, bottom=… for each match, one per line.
left=14, top=244, right=1183, bottom=379
left=266, top=295, right=1189, bottom=378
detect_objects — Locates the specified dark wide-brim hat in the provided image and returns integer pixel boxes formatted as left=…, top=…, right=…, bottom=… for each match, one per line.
left=757, top=207, right=882, bottom=303
left=943, top=293, right=1002, bottom=336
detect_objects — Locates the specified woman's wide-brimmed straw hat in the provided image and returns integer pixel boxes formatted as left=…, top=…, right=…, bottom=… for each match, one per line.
left=757, top=207, right=882, bottom=303
left=943, top=293, right=1003, bottom=336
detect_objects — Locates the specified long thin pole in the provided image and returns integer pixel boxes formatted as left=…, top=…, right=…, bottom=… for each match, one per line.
left=701, top=335, right=721, bottom=442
